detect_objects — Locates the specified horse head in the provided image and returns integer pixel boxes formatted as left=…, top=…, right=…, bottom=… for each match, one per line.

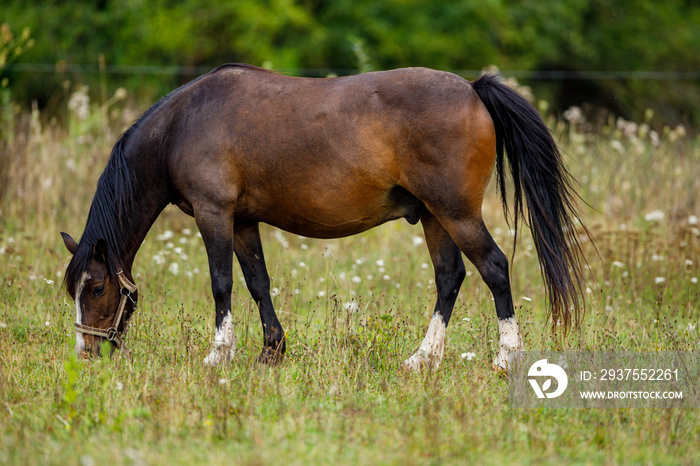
left=62, top=232, right=138, bottom=359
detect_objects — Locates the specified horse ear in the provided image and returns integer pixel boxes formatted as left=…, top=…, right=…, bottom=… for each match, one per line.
left=61, top=232, right=78, bottom=255
left=93, top=238, right=108, bottom=264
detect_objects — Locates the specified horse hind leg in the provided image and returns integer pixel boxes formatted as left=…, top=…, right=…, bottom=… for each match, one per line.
left=441, top=216, right=524, bottom=371
left=404, top=214, right=466, bottom=371
left=234, top=223, right=286, bottom=364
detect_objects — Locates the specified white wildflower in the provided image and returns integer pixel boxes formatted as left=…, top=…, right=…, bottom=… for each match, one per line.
left=343, top=301, right=359, bottom=312
left=352, top=276, right=362, bottom=284
left=375, top=259, right=385, bottom=267
left=169, top=263, right=179, bottom=275
left=460, top=352, right=476, bottom=361
left=563, top=106, right=584, bottom=124
left=612, top=261, right=625, bottom=268
left=317, top=290, right=327, bottom=297
left=610, top=140, right=625, bottom=154
left=689, top=215, right=699, bottom=226
left=412, top=236, right=424, bottom=246
left=655, top=277, right=665, bottom=285
left=156, top=230, right=174, bottom=241
left=644, top=210, right=665, bottom=222
left=522, top=296, right=532, bottom=302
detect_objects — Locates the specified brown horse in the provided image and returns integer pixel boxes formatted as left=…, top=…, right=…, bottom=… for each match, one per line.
left=61, top=64, right=587, bottom=370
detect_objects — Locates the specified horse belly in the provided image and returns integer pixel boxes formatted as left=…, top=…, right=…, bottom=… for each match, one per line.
left=251, top=184, right=425, bottom=239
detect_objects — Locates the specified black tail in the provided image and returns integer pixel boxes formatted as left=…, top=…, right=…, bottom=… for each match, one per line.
left=471, top=74, right=588, bottom=329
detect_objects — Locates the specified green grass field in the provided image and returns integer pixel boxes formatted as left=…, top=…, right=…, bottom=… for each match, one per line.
left=1, top=89, right=699, bottom=464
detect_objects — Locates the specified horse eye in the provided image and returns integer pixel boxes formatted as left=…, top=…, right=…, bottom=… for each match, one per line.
left=93, top=285, right=106, bottom=297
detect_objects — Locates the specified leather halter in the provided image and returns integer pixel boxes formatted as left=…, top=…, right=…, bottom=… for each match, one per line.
left=74, top=269, right=137, bottom=349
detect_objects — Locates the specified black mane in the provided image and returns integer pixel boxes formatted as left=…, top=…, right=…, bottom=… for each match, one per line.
left=64, top=126, right=139, bottom=297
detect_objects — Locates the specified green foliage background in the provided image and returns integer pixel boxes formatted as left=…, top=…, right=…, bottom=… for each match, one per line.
left=3, top=0, right=700, bottom=124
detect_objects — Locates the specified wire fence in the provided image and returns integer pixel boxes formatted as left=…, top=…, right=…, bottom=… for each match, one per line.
left=7, top=63, right=700, bottom=80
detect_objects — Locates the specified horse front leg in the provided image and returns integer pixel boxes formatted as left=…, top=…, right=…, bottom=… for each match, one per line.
left=196, top=208, right=237, bottom=366
left=234, top=223, right=285, bottom=365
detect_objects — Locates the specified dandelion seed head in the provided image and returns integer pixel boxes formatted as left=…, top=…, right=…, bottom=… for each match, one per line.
left=644, top=210, right=665, bottom=222
left=157, top=230, right=174, bottom=241
left=344, top=301, right=359, bottom=312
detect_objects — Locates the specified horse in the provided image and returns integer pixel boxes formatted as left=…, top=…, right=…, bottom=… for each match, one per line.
left=61, top=64, right=587, bottom=370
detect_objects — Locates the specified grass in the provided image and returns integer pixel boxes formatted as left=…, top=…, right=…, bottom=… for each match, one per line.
left=1, top=86, right=699, bottom=465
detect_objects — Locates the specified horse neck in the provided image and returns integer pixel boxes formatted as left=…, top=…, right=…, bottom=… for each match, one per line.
left=120, top=148, right=170, bottom=271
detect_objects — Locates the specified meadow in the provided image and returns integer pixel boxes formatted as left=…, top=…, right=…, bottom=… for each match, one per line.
left=1, top=82, right=699, bottom=465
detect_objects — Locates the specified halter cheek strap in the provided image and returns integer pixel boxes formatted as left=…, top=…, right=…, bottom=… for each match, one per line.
left=74, top=269, right=137, bottom=350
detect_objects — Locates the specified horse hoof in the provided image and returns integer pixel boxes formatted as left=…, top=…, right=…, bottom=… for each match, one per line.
left=204, top=345, right=235, bottom=366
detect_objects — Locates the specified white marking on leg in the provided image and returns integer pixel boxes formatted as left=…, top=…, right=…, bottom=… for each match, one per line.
left=404, top=313, right=447, bottom=371
left=204, top=310, right=237, bottom=366
left=75, top=272, right=90, bottom=355
left=492, top=316, right=524, bottom=371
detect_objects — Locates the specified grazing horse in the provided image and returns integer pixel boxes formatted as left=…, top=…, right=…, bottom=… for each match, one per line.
left=61, top=64, right=587, bottom=370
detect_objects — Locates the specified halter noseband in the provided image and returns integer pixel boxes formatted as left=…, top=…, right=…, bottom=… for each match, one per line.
left=74, top=269, right=137, bottom=349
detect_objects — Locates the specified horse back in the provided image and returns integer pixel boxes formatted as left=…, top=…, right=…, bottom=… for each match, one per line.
left=154, top=65, right=494, bottom=237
